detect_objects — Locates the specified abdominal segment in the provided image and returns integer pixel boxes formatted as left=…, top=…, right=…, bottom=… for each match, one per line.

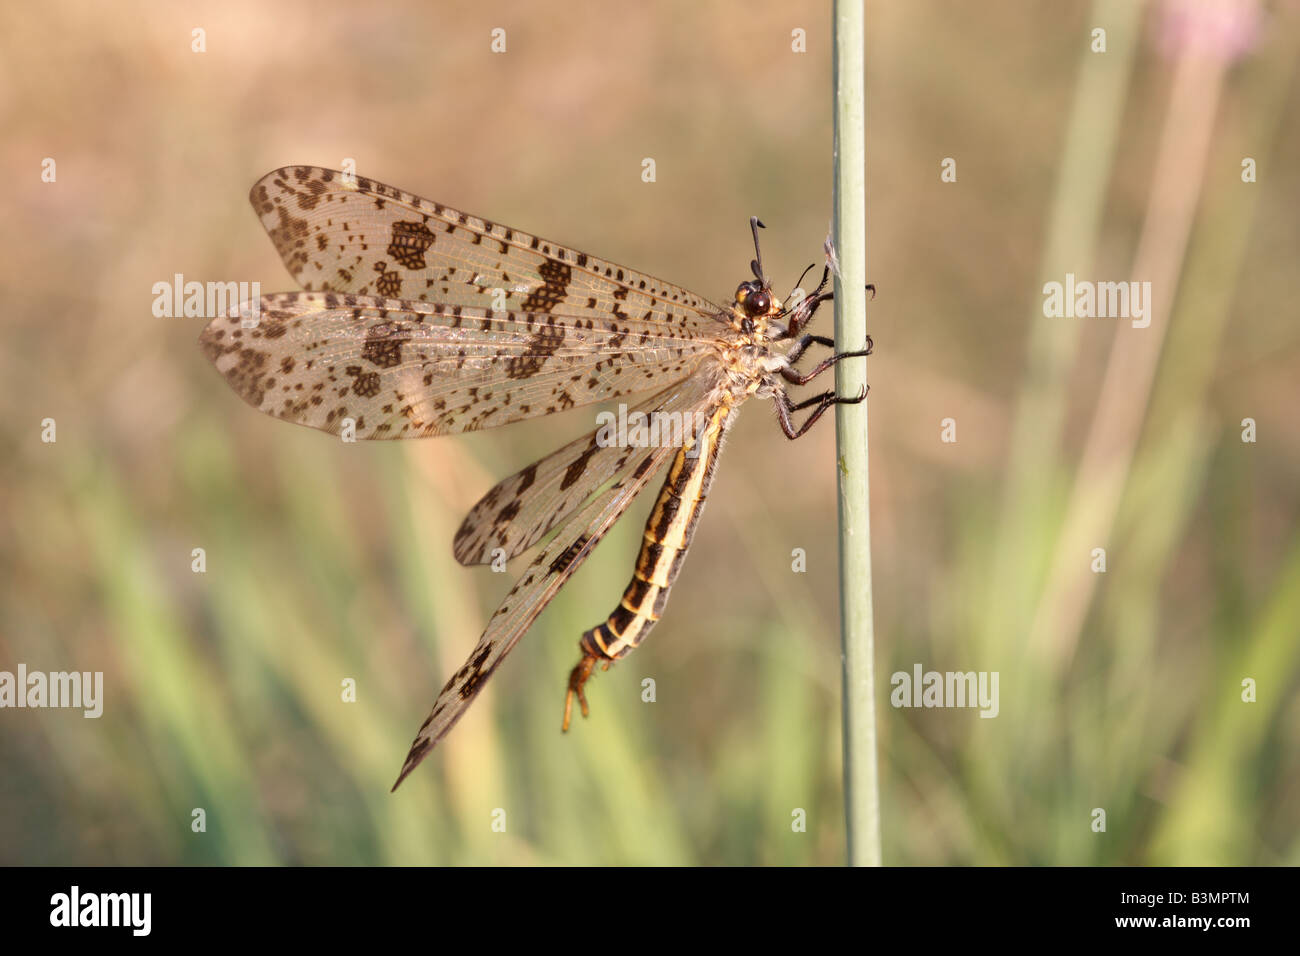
left=580, top=402, right=733, bottom=662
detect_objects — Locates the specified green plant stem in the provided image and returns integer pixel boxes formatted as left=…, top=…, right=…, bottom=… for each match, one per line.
left=832, top=0, right=880, bottom=867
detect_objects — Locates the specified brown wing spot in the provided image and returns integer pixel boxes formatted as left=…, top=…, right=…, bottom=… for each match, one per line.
left=294, top=177, right=328, bottom=211
left=202, top=340, right=272, bottom=406
left=504, top=321, right=565, bottom=380
left=452, top=527, right=479, bottom=562
left=362, top=323, right=410, bottom=368
left=516, top=463, right=538, bottom=494
left=376, top=269, right=401, bottom=297
left=496, top=499, right=522, bottom=527
left=268, top=205, right=312, bottom=274
left=387, top=220, right=436, bottom=270
left=631, top=454, right=656, bottom=480
left=458, top=643, right=498, bottom=700
left=560, top=442, right=600, bottom=491
left=351, top=370, right=381, bottom=398
left=252, top=183, right=271, bottom=214
left=521, top=258, right=571, bottom=314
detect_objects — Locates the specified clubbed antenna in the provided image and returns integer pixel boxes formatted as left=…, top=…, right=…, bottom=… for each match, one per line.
left=749, top=216, right=768, bottom=285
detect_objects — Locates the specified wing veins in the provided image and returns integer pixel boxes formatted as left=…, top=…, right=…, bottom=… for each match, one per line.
left=453, top=374, right=713, bottom=565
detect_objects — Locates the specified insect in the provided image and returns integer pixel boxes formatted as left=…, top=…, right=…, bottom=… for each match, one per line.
left=199, top=166, right=872, bottom=790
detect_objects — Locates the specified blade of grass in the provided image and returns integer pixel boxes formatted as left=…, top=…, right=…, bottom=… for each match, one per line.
left=833, top=0, right=881, bottom=867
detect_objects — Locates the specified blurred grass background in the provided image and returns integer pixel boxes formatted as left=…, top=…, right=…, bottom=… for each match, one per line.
left=2, top=0, right=1298, bottom=865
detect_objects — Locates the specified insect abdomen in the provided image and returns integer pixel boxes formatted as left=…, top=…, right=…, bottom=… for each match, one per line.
left=580, top=403, right=732, bottom=662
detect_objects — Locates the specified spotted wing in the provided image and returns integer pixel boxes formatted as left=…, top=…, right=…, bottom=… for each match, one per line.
left=391, top=368, right=718, bottom=789
left=453, top=376, right=709, bottom=564
left=250, top=165, right=728, bottom=328
left=199, top=292, right=712, bottom=438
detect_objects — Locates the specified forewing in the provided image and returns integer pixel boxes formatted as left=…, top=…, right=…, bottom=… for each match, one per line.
left=453, top=374, right=712, bottom=564
left=250, top=165, right=727, bottom=329
left=199, top=293, right=711, bottom=438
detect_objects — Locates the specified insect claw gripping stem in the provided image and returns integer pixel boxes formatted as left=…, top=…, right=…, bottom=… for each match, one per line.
left=781, top=337, right=874, bottom=386
left=775, top=384, right=868, bottom=439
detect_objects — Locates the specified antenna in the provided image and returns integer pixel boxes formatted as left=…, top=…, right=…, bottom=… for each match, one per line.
left=789, top=262, right=817, bottom=301
left=749, top=216, right=768, bottom=285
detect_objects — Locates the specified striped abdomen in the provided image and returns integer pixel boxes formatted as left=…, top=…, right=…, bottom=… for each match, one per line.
left=579, top=402, right=734, bottom=662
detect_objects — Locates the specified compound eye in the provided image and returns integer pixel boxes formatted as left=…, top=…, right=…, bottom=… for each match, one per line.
left=745, top=288, right=771, bottom=317
left=735, top=281, right=757, bottom=306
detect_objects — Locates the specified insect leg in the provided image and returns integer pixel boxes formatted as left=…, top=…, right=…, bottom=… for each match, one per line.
left=773, top=384, right=868, bottom=439
left=783, top=333, right=837, bottom=365
left=780, top=337, right=873, bottom=386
